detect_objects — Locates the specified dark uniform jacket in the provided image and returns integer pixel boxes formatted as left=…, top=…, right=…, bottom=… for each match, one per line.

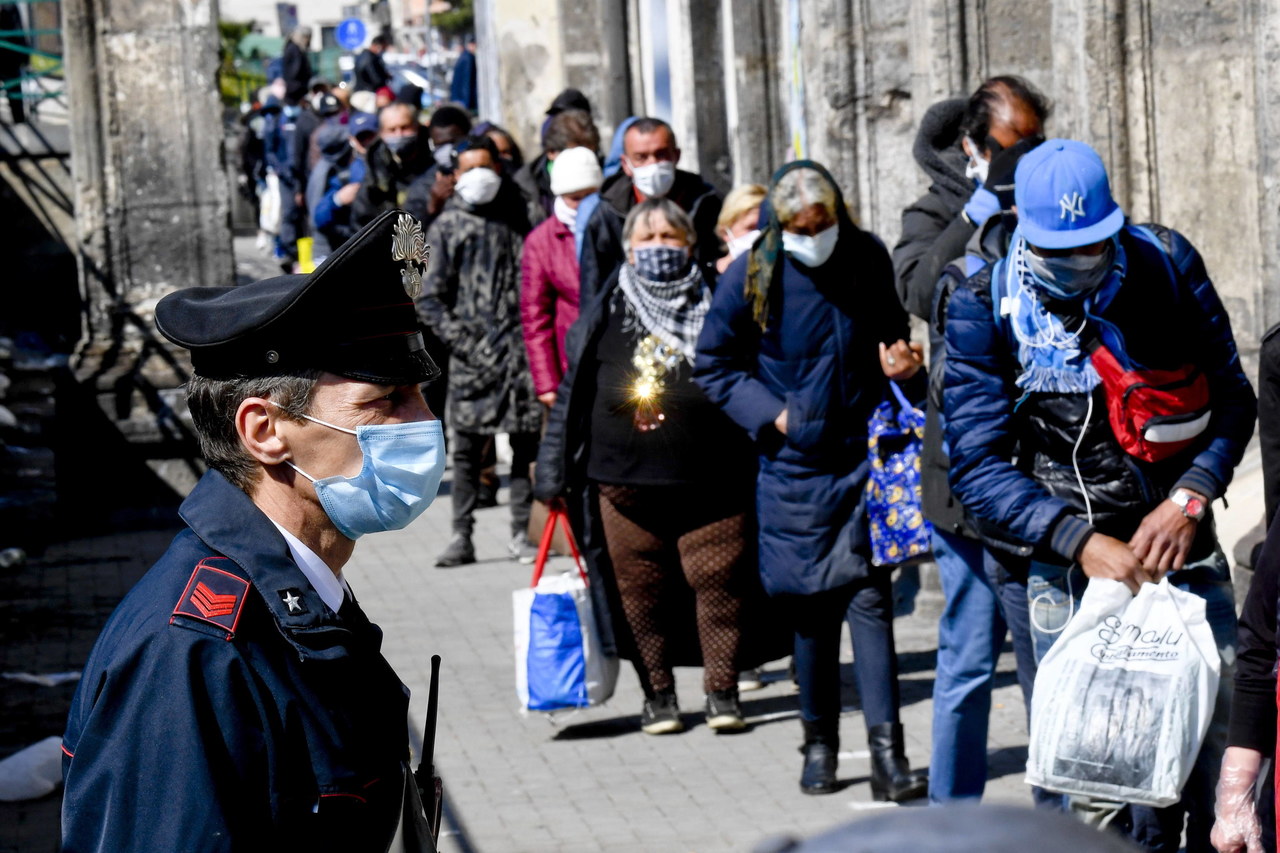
left=61, top=470, right=434, bottom=853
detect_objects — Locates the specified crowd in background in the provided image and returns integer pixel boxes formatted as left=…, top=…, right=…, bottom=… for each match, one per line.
left=233, top=32, right=1280, bottom=852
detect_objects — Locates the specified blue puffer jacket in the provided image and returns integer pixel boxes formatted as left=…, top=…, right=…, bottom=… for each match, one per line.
left=694, top=224, right=914, bottom=596
left=944, top=223, right=1256, bottom=564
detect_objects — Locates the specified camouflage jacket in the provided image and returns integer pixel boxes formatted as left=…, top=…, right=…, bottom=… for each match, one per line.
left=417, top=201, right=541, bottom=435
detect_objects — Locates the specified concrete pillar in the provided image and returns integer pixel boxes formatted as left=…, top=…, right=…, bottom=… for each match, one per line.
left=63, top=0, right=233, bottom=492
left=558, top=0, right=632, bottom=140
left=721, top=0, right=786, bottom=186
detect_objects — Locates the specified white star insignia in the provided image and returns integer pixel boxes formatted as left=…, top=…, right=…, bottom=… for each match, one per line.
left=282, top=591, right=301, bottom=613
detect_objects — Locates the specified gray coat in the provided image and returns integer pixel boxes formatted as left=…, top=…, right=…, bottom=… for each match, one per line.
left=417, top=199, right=541, bottom=435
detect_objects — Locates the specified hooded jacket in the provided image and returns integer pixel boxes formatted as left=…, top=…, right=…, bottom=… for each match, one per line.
left=891, top=98, right=977, bottom=321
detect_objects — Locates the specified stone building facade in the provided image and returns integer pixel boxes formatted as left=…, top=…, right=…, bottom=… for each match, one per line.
left=478, top=0, right=1279, bottom=362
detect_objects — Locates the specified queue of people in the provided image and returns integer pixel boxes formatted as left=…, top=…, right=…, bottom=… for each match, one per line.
left=226, top=56, right=1270, bottom=851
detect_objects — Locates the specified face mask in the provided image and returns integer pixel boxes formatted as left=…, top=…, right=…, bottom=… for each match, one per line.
left=725, top=228, right=760, bottom=260
left=630, top=160, right=677, bottom=198
left=632, top=245, right=691, bottom=282
left=383, top=135, right=414, bottom=156
left=554, top=195, right=578, bottom=229
left=281, top=409, right=446, bottom=541
left=782, top=224, right=840, bottom=268
left=964, top=137, right=990, bottom=185
left=1025, top=240, right=1116, bottom=300
left=454, top=167, right=502, bottom=206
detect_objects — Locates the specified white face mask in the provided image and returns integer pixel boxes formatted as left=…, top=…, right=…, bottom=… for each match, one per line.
left=454, top=168, right=502, bottom=207
left=725, top=228, right=760, bottom=260
left=782, top=224, right=839, bottom=268
left=554, top=195, right=578, bottom=229
left=964, top=136, right=990, bottom=185
left=629, top=160, right=676, bottom=198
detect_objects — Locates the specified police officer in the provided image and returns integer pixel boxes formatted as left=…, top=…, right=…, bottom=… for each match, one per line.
left=61, top=210, right=444, bottom=852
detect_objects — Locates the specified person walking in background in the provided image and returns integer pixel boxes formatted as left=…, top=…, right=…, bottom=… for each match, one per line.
left=354, top=34, right=392, bottom=94
left=450, top=35, right=478, bottom=113
left=520, top=147, right=601, bottom=409
left=281, top=26, right=313, bottom=107
left=535, top=199, right=762, bottom=734
left=714, top=184, right=766, bottom=274
left=694, top=162, right=928, bottom=801
left=417, top=135, right=539, bottom=567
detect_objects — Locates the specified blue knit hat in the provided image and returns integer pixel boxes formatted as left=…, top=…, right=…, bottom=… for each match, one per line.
left=1014, top=139, right=1125, bottom=249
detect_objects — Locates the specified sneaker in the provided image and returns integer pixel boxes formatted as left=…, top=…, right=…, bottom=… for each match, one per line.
left=507, top=535, right=538, bottom=564
left=434, top=534, right=476, bottom=568
left=738, top=668, right=764, bottom=692
left=705, top=689, right=746, bottom=732
left=640, top=691, right=684, bottom=735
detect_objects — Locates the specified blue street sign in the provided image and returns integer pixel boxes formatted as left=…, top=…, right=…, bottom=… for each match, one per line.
left=336, top=18, right=367, bottom=51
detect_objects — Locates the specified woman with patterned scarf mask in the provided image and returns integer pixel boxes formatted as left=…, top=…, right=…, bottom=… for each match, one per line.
left=693, top=162, right=928, bottom=800
left=533, top=197, right=784, bottom=737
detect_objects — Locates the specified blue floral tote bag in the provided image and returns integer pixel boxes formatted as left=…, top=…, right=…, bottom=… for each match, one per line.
left=866, top=381, right=934, bottom=567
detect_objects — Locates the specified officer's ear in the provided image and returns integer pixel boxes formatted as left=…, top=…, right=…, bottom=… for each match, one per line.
left=237, top=397, right=291, bottom=467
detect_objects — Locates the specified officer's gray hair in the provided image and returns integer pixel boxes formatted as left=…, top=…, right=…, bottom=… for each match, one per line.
left=186, top=371, right=321, bottom=493
left=621, top=198, right=696, bottom=249
left=771, top=168, right=839, bottom=228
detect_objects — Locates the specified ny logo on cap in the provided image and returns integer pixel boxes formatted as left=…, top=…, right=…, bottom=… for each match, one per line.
left=1059, top=191, right=1086, bottom=223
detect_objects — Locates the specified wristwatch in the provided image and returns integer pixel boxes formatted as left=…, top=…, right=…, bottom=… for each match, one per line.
left=1170, top=489, right=1207, bottom=521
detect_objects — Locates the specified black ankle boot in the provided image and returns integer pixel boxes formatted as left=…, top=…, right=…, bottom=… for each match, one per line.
left=867, top=722, right=928, bottom=802
left=799, top=720, right=838, bottom=795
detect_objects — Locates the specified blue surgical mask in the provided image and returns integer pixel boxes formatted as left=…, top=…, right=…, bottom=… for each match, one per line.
left=782, top=224, right=839, bottom=268
left=631, top=245, right=691, bottom=282
left=280, top=408, right=446, bottom=541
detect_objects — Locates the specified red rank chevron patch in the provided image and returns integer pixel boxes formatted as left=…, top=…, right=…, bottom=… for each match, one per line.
left=171, top=558, right=250, bottom=639
left=191, top=582, right=238, bottom=617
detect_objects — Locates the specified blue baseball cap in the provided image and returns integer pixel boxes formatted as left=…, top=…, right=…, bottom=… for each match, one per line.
left=1014, top=139, right=1125, bottom=249
left=349, top=111, right=378, bottom=139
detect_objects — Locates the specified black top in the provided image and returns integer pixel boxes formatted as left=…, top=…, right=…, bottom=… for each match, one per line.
left=1230, top=529, right=1278, bottom=754
left=587, top=290, right=751, bottom=486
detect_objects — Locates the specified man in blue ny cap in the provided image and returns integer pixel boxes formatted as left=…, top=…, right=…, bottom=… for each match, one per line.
left=943, top=140, right=1255, bottom=848
left=60, top=210, right=444, bottom=852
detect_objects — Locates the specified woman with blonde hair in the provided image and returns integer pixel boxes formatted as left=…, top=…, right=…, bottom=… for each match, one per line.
left=715, top=183, right=767, bottom=273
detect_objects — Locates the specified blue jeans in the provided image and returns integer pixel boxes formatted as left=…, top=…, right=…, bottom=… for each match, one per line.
left=1025, top=548, right=1236, bottom=852
left=929, top=529, right=1042, bottom=803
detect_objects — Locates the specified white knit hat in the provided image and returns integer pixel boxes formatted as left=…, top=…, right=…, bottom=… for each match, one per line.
left=550, top=147, right=603, bottom=196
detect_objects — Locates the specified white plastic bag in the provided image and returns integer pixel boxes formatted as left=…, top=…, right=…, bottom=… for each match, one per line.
left=1026, top=577, right=1220, bottom=806
left=513, top=506, right=618, bottom=712
left=258, top=171, right=281, bottom=235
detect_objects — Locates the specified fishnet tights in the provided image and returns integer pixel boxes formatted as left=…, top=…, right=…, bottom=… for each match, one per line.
left=597, top=484, right=749, bottom=694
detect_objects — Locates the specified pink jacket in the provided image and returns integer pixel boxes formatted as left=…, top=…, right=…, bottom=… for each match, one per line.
left=520, top=215, right=581, bottom=396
